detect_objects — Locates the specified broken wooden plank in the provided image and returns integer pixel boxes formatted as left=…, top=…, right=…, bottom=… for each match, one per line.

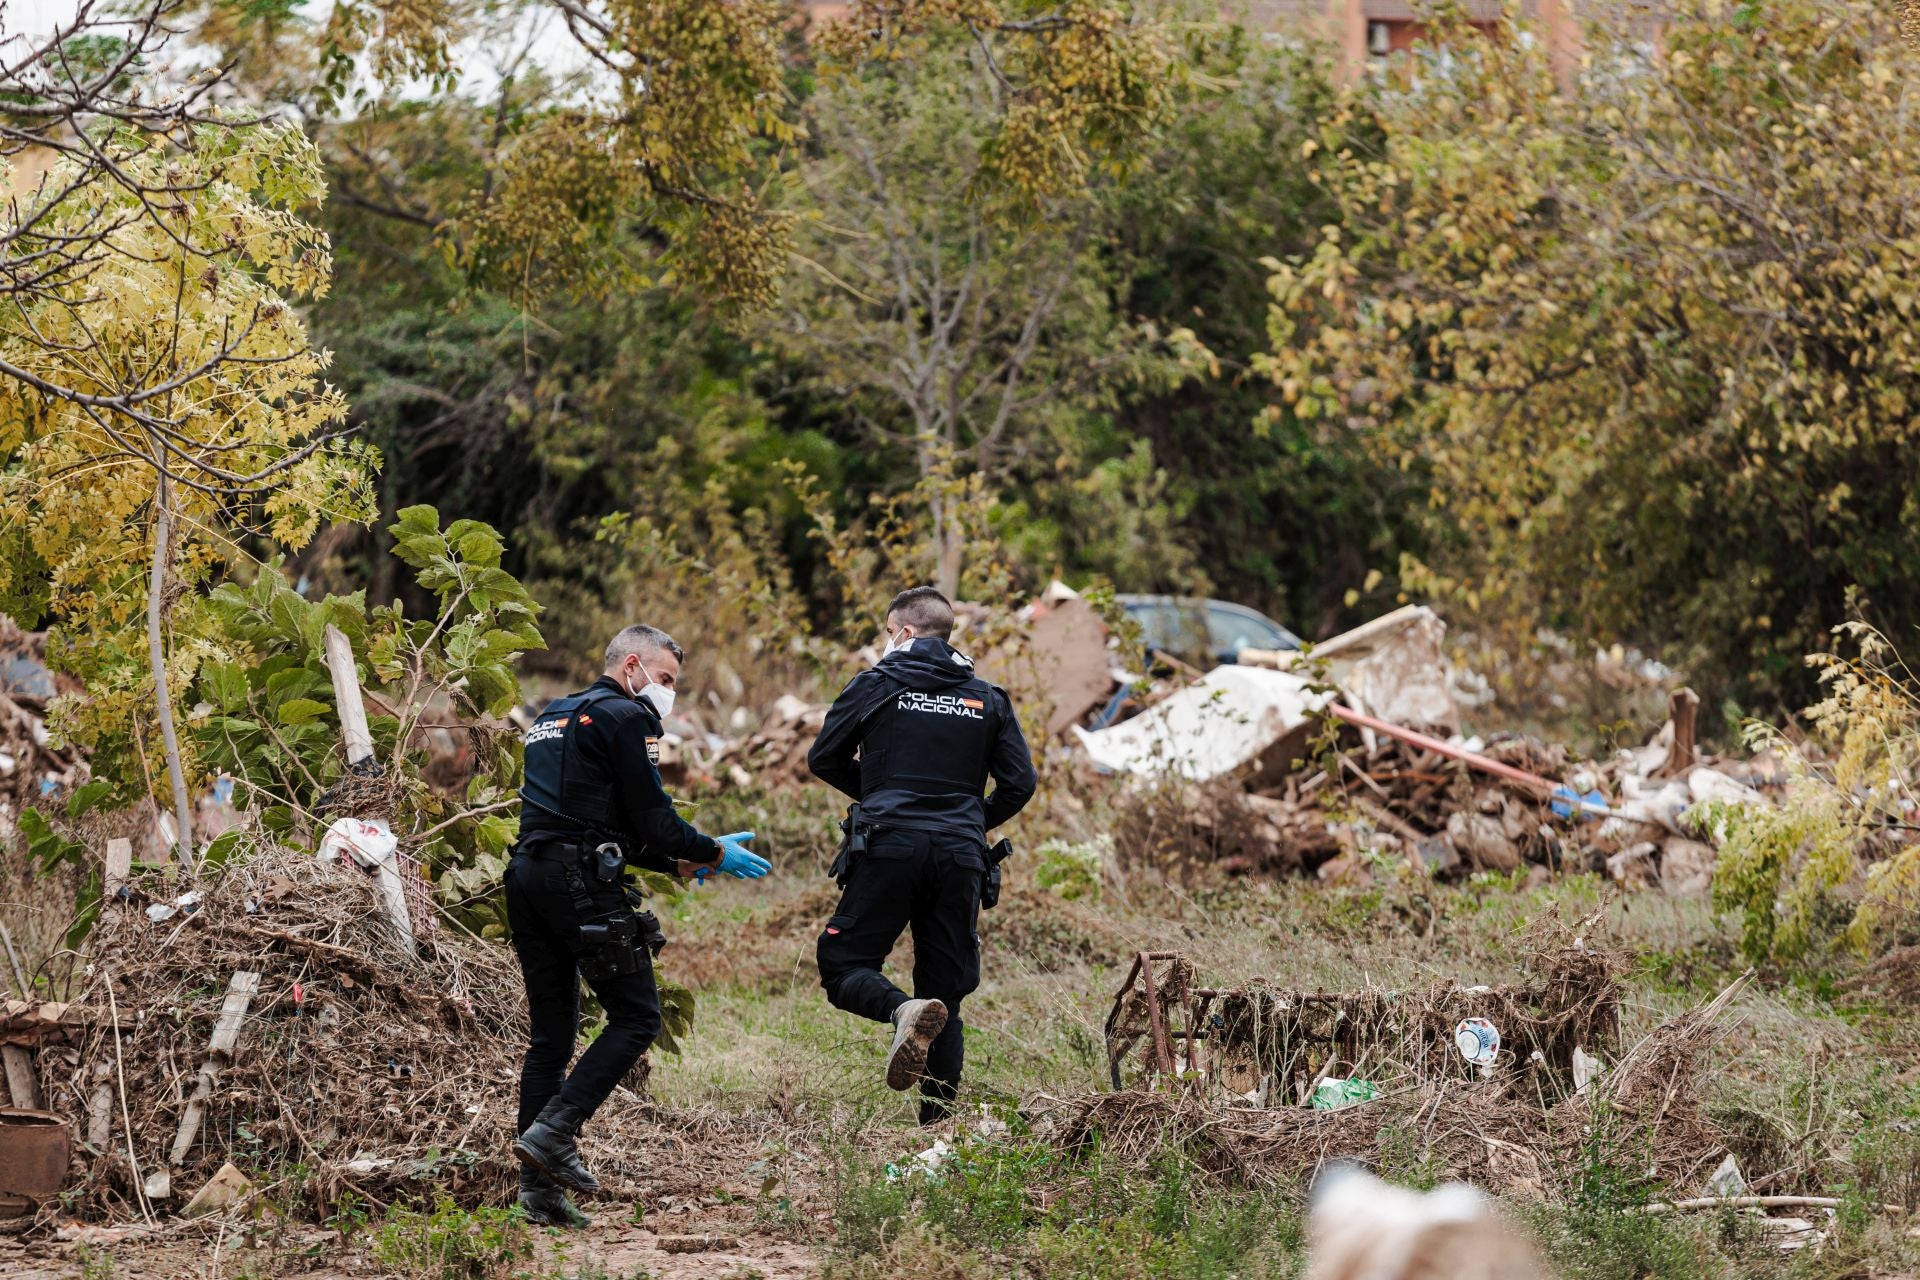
left=322, top=624, right=375, bottom=769
left=1, top=1045, right=39, bottom=1109
left=1654, top=687, right=1701, bottom=780
left=2, top=1001, right=121, bottom=1047
left=167, top=970, right=261, bottom=1169
left=86, top=1062, right=113, bottom=1151
left=103, top=837, right=133, bottom=901
left=0, top=925, right=28, bottom=1000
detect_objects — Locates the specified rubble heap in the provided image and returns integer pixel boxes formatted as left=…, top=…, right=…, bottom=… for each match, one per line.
left=20, top=845, right=749, bottom=1220
left=1047, top=915, right=1737, bottom=1197
left=1069, top=606, right=1786, bottom=895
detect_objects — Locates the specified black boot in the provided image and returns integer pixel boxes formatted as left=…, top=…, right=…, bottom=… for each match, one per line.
left=517, top=1165, right=592, bottom=1229
left=513, top=1099, right=600, bottom=1194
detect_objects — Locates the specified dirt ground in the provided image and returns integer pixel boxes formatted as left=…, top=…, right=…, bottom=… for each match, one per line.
left=3, top=1212, right=819, bottom=1279
left=9, top=829, right=1920, bottom=1279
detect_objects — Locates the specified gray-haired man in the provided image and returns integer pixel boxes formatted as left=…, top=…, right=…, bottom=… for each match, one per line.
left=506, top=625, right=770, bottom=1225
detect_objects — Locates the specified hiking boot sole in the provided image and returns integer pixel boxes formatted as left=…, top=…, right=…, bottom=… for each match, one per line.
left=886, top=1001, right=949, bottom=1091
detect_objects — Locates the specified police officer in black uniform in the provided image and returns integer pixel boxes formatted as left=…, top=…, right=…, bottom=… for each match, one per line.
left=809, top=587, right=1036, bottom=1125
left=507, top=624, right=771, bottom=1226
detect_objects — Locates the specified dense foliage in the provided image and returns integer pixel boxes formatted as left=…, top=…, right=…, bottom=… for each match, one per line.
left=1261, top=0, right=1920, bottom=710
left=297, top=8, right=1413, bottom=673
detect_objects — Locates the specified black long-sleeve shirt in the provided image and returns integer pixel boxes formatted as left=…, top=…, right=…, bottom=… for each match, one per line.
left=808, top=639, right=1036, bottom=841
left=519, top=676, right=720, bottom=874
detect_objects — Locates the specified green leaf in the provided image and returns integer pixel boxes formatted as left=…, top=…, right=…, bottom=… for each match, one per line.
left=200, top=661, right=251, bottom=713
left=20, top=808, right=84, bottom=873
left=66, top=778, right=116, bottom=821
left=276, top=697, right=334, bottom=726
left=65, top=870, right=101, bottom=952
left=203, top=829, right=249, bottom=871
left=473, top=813, right=519, bottom=854
left=631, top=868, right=683, bottom=902
left=391, top=505, right=442, bottom=542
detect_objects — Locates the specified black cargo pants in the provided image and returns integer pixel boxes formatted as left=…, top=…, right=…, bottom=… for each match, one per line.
left=817, top=829, right=985, bottom=1124
left=505, top=849, right=662, bottom=1132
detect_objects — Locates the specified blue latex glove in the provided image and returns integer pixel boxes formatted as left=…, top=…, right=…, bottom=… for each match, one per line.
left=707, top=831, right=770, bottom=880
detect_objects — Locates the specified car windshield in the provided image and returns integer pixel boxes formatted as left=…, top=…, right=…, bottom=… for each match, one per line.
left=1124, top=598, right=1297, bottom=658
left=1207, top=605, right=1292, bottom=654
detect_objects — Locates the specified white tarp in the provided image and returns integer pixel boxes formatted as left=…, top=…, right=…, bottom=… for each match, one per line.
left=1072, top=666, right=1330, bottom=782
left=1243, top=604, right=1458, bottom=734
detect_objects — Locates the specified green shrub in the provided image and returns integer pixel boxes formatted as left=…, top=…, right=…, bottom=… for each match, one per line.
left=370, top=1196, right=534, bottom=1280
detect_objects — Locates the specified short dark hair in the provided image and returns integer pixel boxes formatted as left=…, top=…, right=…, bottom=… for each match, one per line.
left=604, top=624, right=684, bottom=670
left=887, top=586, right=954, bottom=640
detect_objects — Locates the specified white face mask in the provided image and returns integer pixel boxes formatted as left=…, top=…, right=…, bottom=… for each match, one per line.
left=624, top=659, right=675, bottom=719
left=883, top=627, right=912, bottom=659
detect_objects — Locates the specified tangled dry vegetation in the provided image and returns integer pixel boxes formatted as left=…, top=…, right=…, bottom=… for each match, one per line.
left=1041, top=914, right=1742, bottom=1200
left=33, top=845, right=818, bottom=1222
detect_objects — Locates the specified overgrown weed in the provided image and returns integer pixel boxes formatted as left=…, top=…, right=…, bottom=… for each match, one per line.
left=370, top=1196, right=535, bottom=1280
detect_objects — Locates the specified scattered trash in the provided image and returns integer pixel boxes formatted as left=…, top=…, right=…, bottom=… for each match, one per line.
left=978, top=596, right=1112, bottom=737
left=1571, top=1046, right=1602, bottom=1093
left=0, top=1109, right=70, bottom=1202
left=1701, top=1153, right=1748, bottom=1199
left=180, top=1162, right=253, bottom=1218
left=0, top=651, right=55, bottom=704
left=1658, top=839, right=1718, bottom=897
left=1073, top=666, right=1331, bottom=783
left=1311, top=1077, right=1382, bottom=1111
left=317, top=817, right=415, bottom=954
left=1551, top=784, right=1608, bottom=821
left=1453, top=1018, right=1502, bottom=1068
left=1242, top=604, right=1459, bottom=733
left=1056, top=931, right=1743, bottom=1200
left=885, top=1138, right=955, bottom=1182
left=1447, top=811, right=1521, bottom=874
left=318, top=816, right=400, bottom=868
left=1605, top=843, right=1660, bottom=890
left=1106, top=923, right=1613, bottom=1096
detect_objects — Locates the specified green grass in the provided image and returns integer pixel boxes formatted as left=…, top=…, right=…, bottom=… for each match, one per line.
left=823, top=1134, right=1307, bottom=1279
left=636, top=848, right=1920, bottom=1278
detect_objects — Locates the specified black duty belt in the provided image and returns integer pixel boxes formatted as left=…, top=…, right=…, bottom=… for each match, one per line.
left=517, top=837, right=610, bottom=861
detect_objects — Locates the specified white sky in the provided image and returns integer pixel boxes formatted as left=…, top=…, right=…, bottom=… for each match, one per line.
left=1, top=0, right=607, bottom=109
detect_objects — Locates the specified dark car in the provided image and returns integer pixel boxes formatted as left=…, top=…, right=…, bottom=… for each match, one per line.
left=1115, top=594, right=1304, bottom=667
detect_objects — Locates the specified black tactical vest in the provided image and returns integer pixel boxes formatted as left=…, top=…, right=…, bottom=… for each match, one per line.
left=856, top=671, right=999, bottom=800
left=519, top=684, right=632, bottom=835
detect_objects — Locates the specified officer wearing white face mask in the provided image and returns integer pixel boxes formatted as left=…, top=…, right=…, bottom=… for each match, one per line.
left=506, top=624, right=771, bottom=1227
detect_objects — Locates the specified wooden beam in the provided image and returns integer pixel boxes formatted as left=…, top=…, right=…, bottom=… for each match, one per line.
left=1, top=1043, right=40, bottom=1109
left=104, top=837, right=133, bottom=901
left=167, top=970, right=261, bottom=1169
left=322, top=624, right=375, bottom=769
left=1655, top=687, right=1701, bottom=780
left=86, top=1063, right=113, bottom=1150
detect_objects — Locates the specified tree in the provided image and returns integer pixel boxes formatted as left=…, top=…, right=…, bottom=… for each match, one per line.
left=1, top=1, right=375, bottom=860
left=1260, top=0, right=1920, bottom=707
left=762, top=32, right=1192, bottom=597
left=1083, top=27, right=1415, bottom=634
left=192, top=0, right=1179, bottom=312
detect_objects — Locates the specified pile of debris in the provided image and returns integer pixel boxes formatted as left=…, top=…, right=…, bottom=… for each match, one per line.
left=1069, top=606, right=1783, bottom=894
left=702, top=695, right=825, bottom=792
left=7, top=843, right=723, bottom=1222
left=516, top=592, right=1785, bottom=894
left=1040, top=915, right=1740, bottom=1199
